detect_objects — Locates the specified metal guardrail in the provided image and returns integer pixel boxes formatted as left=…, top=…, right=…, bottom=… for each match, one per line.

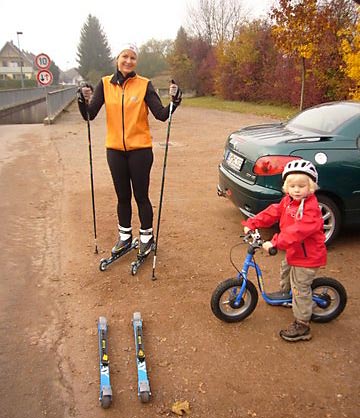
left=0, top=86, right=56, bottom=110
left=44, top=86, right=78, bottom=124
left=0, top=85, right=77, bottom=124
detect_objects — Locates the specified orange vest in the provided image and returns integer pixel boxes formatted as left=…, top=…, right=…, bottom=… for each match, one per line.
left=102, top=75, right=152, bottom=151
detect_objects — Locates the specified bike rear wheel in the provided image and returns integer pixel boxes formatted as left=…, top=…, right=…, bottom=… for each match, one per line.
left=210, top=277, right=258, bottom=323
left=311, top=277, right=347, bottom=323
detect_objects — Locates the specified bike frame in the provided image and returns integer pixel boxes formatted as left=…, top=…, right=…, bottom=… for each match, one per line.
left=233, top=241, right=328, bottom=308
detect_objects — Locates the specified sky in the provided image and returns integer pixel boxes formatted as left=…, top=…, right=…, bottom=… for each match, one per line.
left=0, top=0, right=274, bottom=71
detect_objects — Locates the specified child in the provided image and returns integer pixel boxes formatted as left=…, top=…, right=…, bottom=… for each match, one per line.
left=243, top=159, right=327, bottom=342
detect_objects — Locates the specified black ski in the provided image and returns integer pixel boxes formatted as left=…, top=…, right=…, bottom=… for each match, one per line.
left=99, top=237, right=138, bottom=271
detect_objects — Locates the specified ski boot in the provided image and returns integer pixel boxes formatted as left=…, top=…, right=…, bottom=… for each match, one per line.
left=130, top=230, right=155, bottom=275
left=99, top=228, right=138, bottom=271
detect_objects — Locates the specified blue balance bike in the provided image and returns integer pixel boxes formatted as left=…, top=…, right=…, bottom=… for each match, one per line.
left=211, top=229, right=347, bottom=323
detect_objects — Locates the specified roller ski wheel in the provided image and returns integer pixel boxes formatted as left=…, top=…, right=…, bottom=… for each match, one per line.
left=132, top=312, right=151, bottom=403
left=130, top=242, right=156, bottom=276
left=99, top=237, right=139, bottom=271
left=100, top=395, right=112, bottom=409
left=99, top=258, right=108, bottom=272
left=98, top=317, right=112, bottom=408
left=131, top=261, right=139, bottom=276
left=140, top=390, right=150, bottom=403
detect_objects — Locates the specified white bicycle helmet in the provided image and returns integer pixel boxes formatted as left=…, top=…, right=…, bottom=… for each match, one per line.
left=282, top=159, right=318, bottom=183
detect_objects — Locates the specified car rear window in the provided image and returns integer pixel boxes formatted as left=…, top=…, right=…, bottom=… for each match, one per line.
left=288, top=104, right=359, bottom=133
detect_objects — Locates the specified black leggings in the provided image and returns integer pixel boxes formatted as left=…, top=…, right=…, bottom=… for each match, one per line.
left=106, top=148, right=153, bottom=230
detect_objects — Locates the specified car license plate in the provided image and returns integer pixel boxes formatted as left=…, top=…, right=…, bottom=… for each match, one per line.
left=226, top=151, right=244, bottom=171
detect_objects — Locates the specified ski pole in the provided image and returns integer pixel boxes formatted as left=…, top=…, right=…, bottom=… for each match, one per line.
left=152, top=100, right=174, bottom=280
left=86, top=111, right=98, bottom=254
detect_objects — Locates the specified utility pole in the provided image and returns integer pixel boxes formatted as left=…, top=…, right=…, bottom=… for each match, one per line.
left=16, top=31, right=24, bottom=89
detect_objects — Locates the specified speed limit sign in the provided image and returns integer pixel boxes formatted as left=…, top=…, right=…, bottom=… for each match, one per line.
left=35, top=53, right=51, bottom=70
left=37, top=69, right=53, bottom=86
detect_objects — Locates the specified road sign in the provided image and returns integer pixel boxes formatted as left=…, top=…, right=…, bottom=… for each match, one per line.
left=37, top=69, right=53, bottom=86
left=35, top=53, right=51, bottom=70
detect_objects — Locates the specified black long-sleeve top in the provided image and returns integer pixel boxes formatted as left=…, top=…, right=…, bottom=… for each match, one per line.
left=78, top=70, right=178, bottom=122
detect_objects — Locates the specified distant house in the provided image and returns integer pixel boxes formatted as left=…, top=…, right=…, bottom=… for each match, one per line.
left=59, top=68, right=83, bottom=85
left=0, top=41, right=35, bottom=81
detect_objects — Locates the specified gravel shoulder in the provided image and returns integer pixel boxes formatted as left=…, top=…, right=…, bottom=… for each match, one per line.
left=0, top=103, right=359, bottom=418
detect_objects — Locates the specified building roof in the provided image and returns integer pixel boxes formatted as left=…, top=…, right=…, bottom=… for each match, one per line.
left=0, top=41, right=35, bottom=67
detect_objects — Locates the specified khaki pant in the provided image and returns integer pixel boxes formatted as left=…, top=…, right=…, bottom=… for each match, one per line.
left=279, top=259, right=318, bottom=322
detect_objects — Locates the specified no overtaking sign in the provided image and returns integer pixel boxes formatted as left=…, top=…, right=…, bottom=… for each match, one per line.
left=36, top=69, right=53, bottom=86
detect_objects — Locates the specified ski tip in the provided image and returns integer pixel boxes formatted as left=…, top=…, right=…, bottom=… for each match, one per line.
left=133, top=312, right=142, bottom=321
left=98, top=316, right=107, bottom=328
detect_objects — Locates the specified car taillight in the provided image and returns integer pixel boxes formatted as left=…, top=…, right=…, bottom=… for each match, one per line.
left=253, top=156, right=301, bottom=176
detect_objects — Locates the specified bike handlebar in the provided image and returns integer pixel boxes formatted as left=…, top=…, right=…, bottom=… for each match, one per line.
left=242, top=229, right=277, bottom=255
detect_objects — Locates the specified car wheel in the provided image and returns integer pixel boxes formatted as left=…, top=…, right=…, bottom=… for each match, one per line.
left=317, top=194, right=341, bottom=246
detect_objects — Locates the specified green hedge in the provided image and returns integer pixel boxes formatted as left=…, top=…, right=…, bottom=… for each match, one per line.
left=0, top=79, right=38, bottom=90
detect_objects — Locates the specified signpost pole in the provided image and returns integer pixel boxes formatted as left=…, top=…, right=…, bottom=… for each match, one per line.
left=34, top=53, right=53, bottom=121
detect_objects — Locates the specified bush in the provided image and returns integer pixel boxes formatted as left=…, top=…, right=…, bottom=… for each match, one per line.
left=0, top=79, right=37, bottom=90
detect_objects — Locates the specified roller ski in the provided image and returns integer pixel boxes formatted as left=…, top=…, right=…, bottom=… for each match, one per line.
left=132, top=312, right=151, bottom=403
left=99, top=235, right=139, bottom=272
left=98, top=316, right=112, bottom=409
left=131, top=231, right=155, bottom=276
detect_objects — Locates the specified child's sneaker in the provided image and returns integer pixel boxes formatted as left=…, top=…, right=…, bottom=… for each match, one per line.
left=279, top=320, right=312, bottom=342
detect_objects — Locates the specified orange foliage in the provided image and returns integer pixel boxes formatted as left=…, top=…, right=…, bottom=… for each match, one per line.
left=339, top=8, right=360, bottom=100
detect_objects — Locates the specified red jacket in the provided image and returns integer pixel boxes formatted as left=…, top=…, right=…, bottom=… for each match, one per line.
left=242, top=194, right=327, bottom=267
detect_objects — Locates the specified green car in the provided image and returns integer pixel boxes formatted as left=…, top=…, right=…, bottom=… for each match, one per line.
left=217, top=101, right=360, bottom=245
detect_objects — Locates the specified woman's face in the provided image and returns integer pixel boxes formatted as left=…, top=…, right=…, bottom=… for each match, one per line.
left=117, top=49, right=137, bottom=76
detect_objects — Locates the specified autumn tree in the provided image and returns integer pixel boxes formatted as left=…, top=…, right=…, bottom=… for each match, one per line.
left=308, top=0, right=358, bottom=101
left=215, top=23, right=262, bottom=100
left=168, top=27, right=216, bottom=95
left=271, top=0, right=321, bottom=110
left=136, top=39, right=171, bottom=78
left=77, top=14, right=113, bottom=84
left=48, top=61, right=60, bottom=85
left=186, top=0, right=245, bottom=45
left=188, top=38, right=216, bottom=95
left=340, top=14, right=360, bottom=99
left=167, top=27, right=195, bottom=90
left=215, top=21, right=282, bottom=102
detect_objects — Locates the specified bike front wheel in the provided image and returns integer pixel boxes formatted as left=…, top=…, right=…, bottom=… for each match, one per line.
left=210, top=277, right=258, bottom=323
left=311, top=277, right=347, bottom=323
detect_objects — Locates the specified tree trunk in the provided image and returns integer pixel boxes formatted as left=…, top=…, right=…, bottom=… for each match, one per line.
left=300, top=56, right=305, bottom=111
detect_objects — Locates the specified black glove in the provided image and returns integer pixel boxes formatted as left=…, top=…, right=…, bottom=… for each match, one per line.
left=77, top=82, right=94, bottom=104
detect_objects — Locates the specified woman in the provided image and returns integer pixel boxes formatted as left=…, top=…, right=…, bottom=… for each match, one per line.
left=78, top=42, right=182, bottom=258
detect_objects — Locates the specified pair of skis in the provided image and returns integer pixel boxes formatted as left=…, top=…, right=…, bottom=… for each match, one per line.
left=97, top=313, right=151, bottom=409
left=99, top=241, right=155, bottom=276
